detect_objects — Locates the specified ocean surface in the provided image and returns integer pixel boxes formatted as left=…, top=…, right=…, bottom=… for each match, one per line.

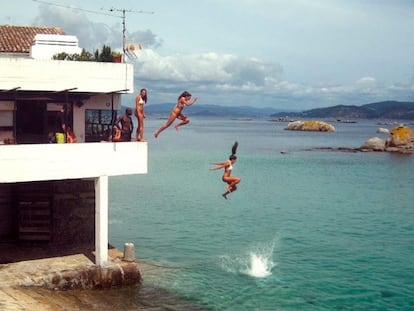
left=107, top=117, right=414, bottom=310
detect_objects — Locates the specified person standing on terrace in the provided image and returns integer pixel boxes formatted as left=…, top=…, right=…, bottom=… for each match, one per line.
left=154, top=91, right=198, bottom=138
left=115, top=108, right=134, bottom=142
left=135, top=88, right=148, bottom=141
left=55, top=104, right=68, bottom=143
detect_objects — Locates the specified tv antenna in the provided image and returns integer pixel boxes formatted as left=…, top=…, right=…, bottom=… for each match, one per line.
left=107, top=7, right=154, bottom=62
left=31, top=1, right=154, bottom=62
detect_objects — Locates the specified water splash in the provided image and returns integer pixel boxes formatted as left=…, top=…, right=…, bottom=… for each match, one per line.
left=219, top=240, right=277, bottom=279
left=246, top=253, right=273, bottom=278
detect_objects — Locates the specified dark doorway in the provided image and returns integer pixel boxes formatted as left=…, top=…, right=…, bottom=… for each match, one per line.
left=0, top=180, right=96, bottom=264
left=16, top=101, right=48, bottom=144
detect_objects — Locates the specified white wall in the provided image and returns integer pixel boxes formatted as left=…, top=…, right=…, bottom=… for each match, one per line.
left=30, top=34, right=82, bottom=60
left=0, top=142, right=147, bottom=183
left=0, top=58, right=134, bottom=94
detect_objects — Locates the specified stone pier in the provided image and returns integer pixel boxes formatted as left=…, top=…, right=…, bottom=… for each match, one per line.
left=0, top=248, right=141, bottom=290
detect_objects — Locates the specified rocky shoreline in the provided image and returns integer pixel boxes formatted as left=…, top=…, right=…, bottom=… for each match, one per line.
left=358, top=125, right=414, bottom=154
left=284, top=121, right=414, bottom=154
left=0, top=248, right=208, bottom=310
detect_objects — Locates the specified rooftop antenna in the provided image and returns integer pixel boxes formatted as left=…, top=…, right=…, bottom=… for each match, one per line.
left=31, top=1, right=154, bottom=61
left=107, top=7, right=154, bottom=62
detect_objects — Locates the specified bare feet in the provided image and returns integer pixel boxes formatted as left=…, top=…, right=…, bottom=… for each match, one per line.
left=174, top=125, right=179, bottom=131
left=222, top=193, right=228, bottom=199
left=154, top=131, right=158, bottom=138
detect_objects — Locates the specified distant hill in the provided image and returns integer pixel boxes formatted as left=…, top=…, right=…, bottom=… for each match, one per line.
left=144, top=103, right=282, bottom=118
left=121, top=100, right=414, bottom=120
left=270, top=101, right=414, bottom=120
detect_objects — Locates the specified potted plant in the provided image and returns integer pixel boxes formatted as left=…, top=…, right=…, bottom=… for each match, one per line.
left=112, top=51, right=123, bottom=63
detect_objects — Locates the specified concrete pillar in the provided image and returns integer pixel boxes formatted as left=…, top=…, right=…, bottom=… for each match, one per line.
left=95, top=175, right=108, bottom=266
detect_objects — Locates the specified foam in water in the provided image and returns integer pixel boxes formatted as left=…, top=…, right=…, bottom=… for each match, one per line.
left=219, top=240, right=276, bottom=279
left=246, top=253, right=273, bottom=278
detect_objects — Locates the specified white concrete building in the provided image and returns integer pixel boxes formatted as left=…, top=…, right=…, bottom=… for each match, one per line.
left=0, top=25, right=146, bottom=267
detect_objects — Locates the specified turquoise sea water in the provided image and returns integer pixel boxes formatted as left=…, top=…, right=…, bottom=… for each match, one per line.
left=109, top=118, right=414, bottom=310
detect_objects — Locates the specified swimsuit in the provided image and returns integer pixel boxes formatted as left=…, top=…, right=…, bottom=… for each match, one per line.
left=176, top=97, right=186, bottom=109
left=138, top=97, right=145, bottom=105
left=226, top=160, right=233, bottom=172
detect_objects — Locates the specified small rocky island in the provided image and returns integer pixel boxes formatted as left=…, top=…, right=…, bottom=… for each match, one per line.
left=360, top=125, right=414, bottom=154
left=284, top=120, right=414, bottom=154
left=285, top=120, right=336, bottom=132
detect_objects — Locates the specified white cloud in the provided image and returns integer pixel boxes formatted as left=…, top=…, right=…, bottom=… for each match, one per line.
left=134, top=50, right=282, bottom=88
left=356, top=77, right=376, bottom=86
left=130, top=48, right=414, bottom=109
left=33, top=4, right=161, bottom=51
left=22, top=1, right=414, bottom=110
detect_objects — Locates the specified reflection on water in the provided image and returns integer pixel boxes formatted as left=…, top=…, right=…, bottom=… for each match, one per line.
left=20, top=260, right=209, bottom=310
left=22, top=285, right=208, bottom=310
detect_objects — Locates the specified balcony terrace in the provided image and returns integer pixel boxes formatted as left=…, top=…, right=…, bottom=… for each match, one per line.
left=0, top=141, right=147, bottom=183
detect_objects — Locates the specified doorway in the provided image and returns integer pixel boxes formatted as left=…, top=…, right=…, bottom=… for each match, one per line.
left=15, top=101, right=48, bottom=144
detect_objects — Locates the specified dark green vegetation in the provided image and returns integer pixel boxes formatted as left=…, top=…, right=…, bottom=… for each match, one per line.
left=52, top=45, right=119, bottom=62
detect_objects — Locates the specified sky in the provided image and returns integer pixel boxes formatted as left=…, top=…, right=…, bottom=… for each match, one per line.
left=2, top=0, right=414, bottom=110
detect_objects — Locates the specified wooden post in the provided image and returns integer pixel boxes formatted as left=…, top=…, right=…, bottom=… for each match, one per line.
left=95, top=175, right=108, bottom=266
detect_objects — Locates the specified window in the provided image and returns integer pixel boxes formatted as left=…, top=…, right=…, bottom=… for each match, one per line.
left=85, top=109, right=115, bottom=142
left=0, top=111, right=13, bottom=127
left=0, top=110, right=14, bottom=143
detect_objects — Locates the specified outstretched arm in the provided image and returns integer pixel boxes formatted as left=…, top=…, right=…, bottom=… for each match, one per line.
left=209, top=161, right=228, bottom=171
left=210, top=161, right=227, bottom=165
left=182, top=96, right=199, bottom=107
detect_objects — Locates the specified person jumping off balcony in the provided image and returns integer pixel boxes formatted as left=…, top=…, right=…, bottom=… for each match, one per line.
left=209, top=142, right=241, bottom=199
left=154, top=91, right=198, bottom=138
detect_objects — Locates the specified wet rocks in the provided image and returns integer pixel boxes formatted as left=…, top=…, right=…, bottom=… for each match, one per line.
left=389, top=125, right=414, bottom=146
left=360, top=125, right=414, bottom=154
left=46, top=261, right=141, bottom=290
left=376, top=127, right=390, bottom=134
left=285, top=120, right=335, bottom=132
left=360, top=137, right=386, bottom=151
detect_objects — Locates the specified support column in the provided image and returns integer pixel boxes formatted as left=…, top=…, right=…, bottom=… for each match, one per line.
left=95, top=175, right=108, bottom=266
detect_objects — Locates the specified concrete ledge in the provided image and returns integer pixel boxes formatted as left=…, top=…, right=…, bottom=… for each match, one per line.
left=0, top=249, right=141, bottom=290
left=49, top=261, right=141, bottom=290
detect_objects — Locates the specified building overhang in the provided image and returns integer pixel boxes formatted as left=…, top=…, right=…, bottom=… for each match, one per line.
left=0, top=142, right=148, bottom=183
left=0, top=88, right=129, bottom=103
left=0, top=88, right=90, bottom=102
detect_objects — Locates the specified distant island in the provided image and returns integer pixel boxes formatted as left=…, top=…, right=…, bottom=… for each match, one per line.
left=270, top=101, right=414, bottom=120
left=132, top=100, right=414, bottom=120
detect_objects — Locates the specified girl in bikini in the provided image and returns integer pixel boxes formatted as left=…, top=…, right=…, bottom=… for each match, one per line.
left=135, top=88, right=148, bottom=141
left=210, top=142, right=241, bottom=199
left=154, top=91, right=198, bottom=138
